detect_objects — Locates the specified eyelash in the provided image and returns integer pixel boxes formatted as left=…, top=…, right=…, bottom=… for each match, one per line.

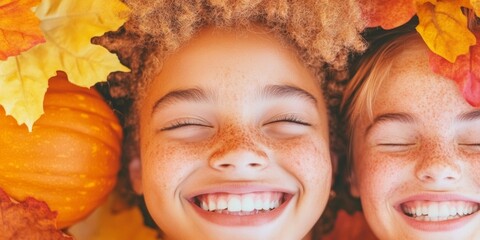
left=160, top=119, right=212, bottom=131
left=378, top=143, right=416, bottom=146
left=266, top=114, right=311, bottom=126
left=161, top=114, right=310, bottom=131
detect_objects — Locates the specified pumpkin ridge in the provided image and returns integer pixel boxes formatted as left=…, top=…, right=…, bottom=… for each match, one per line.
left=32, top=117, right=122, bottom=154
left=39, top=105, right=123, bottom=144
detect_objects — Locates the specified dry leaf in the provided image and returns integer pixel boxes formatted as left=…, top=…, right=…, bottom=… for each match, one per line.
left=0, top=187, right=73, bottom=240
left=416, top=0, right=476, bottom=62
left=0, top=0, right=45, bottom=60
left=68, top=194, right=158, bottom=240
left=472, top=0, right=480, bottom=15
left=358, top=0, right=416, bottom=29
left=429, top=34, right=480, bottom=106
left=323, top=210, right=377, bottom=240
left=0, top=0, right=130, bottom=130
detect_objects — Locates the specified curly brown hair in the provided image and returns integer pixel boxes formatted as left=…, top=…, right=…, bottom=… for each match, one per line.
left=95, top=0, right=366, bottom=237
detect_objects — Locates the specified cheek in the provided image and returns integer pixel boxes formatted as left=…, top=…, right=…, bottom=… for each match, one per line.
left=273, top=136, right=332, bottom=186
left=353, top=150, right=409, bottom=201
left=468, top=159, right=480, bottom=188
left=141, top=139, right=205, bottom=194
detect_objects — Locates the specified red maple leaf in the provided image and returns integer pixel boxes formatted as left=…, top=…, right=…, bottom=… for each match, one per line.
left=0, top=188, right=73, bottom=240
left=429, top=34, right=480, bottom=107
left=358, top=0, right=416, bottom=29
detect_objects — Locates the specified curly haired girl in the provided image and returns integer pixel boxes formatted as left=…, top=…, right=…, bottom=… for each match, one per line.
left=97, top=1, right=366, bottom=239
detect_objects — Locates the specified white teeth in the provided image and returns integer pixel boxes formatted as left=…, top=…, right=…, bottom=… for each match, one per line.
left=422, top=205, right=428, bottom=215
left=428, top=204, right=438, bottom=218
left=262, top=200, right=270, bottom=210
left=402, top=200, right=480, bottom=221
left=439, top=202, right=449, bottom=218
left=254, top=198, right=263, bottom=210
left=227, top=196, right=241, bottom=212
left=241, top=194, right=255, bottom=212
left=449, top=205, right=457, bottom=216
left=201, top=201, right=208, bottom=211
left=217, top=197, right=227, bottom=210
left=197, top=192, right=284, bottom=213
left=208, top=194, right=216, bottom=211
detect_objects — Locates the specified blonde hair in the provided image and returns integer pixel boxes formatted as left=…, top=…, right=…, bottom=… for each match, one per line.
left=338, top=30, right=424, bottom=208
left=342, top=32, right=424, bottom=143
left=95, top=0, right=367, bottom=235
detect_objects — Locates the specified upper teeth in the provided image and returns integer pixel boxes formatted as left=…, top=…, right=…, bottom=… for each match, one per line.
left=402, top=201, right=479, bottom=221
left=196, top=192, right=283, bottom=213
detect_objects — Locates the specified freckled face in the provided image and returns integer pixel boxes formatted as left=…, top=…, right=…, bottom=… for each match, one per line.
left=351, top=43, right=480, bottom=239
left=138, top=27, right=331, bottom=240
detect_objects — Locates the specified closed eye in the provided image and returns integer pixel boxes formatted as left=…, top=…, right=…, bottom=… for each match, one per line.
left=160, top=119, right=213, bottom=131
left=262, top=113, right=312, bottom=139
left=458, top=143, right=480, bottom=153
left=378, top=143, right=416, bottom=146
left=264, top=114, right=311, bottom=126
left=376, top=143, right=417, bottom=153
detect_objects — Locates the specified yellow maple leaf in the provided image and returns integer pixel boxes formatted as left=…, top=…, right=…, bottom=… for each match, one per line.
left=0, top=0, right=130, bottom=130
left=471, top=0, right=480, bottom=16
left=416, top=0, right=476, bottom=62
left=0, top=0, right=45, bottom=60
left=68, top=194, right=158, bottom=240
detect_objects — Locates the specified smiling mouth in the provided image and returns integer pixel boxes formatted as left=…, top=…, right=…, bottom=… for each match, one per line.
left=401, top=200, right=480, bottom=221
left=192, top=192, right=288, bottom=215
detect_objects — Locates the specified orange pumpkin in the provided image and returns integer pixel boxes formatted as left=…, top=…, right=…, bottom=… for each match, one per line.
left=0, top=72, right=122, bottom=228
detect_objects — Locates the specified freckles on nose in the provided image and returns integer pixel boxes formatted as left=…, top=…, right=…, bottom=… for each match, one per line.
left=415, top=142, right=462, bottom=182
left=209, top=125, right=266, bottom=159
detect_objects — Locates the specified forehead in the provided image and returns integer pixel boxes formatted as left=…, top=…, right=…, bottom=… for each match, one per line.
left=373, top=43, right=471, bottom=117
left=145, top=26, right=322, bottom=99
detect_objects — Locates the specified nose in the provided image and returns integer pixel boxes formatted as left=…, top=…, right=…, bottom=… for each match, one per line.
left=209, top=149, right=268, bottom=172
left=209, top=125, right=269, bottom=172
left=415, top=147, right=462, bottom=185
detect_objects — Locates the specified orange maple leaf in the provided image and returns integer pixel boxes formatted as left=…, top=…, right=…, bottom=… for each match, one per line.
left=0, top=187, right=72, bottom=239
left=0, top=0, right=45, bottom=60
left=358, top=0, right=416, bottom=29
left=429, top=34, right=480, bottom=107
left=323, top=210, right=378, bottom=240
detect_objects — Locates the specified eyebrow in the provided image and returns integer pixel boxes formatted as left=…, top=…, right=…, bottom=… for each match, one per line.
left=151, top=88, right=211, bottom=115
left=261, top=84, right=317, bottom=105
left=151, top=84, right=318, bottom=115
left=366, top=112, right=416, bottom=134
left=458, top=109, right=480, bottom=122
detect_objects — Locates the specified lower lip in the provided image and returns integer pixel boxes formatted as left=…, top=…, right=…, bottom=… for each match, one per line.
left=398, top=210, right=478, bottom=232
left=190, top=195, right=292, bottom=226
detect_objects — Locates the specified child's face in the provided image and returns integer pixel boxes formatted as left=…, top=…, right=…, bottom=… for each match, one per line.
left=137, top=27, right=332, bottom=240
left=351, top=44, right=480, bottom=239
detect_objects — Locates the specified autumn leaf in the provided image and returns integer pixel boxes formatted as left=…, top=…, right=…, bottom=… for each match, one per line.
left=416, top=0, right=476, bottom=63
left=323, top=210, right=377, bottom=240
left=0, top=187, right=73, bottom=240
left=0, top=0, right=130, bottom=130
left=358, top=0, right=416, bottom=29
left=0, top=0, right=45, bottom=60
left=472, top=0, right=480, bottom=15
left=429, top=34, right=480, bottom=107
left=68, top=194, right=158, bottom=240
